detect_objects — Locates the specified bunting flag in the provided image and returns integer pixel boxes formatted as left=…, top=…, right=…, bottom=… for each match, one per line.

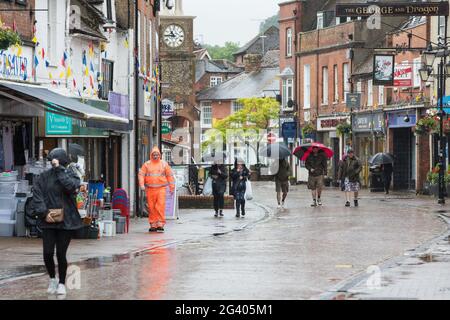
left=89, top=75, right=94, bottom=88
left=5, top=58, right=9, bottom=69
left=124, top=37, right=129, bottom=48
left=82, top=50, right=87, bottom=66
left=90, top=61, right=94, bottom=73
left=61, top=52, right=68, bottom=67
left=66, top=66, right=72, bottom=78
left=21, top=62, right=25, bottom=72
left=17, top=45, right=22, bottom=57
left=85, top=66, right=89, bottom=76
left=45, top=60, right=50, bottom=68
left=34, top=55, right=39, bottom=67
left=59, top=71, right=65, bottom=79
left=41, top=48, right=45, bottom=59
left=52, top=80, right=57, bottom=86
left=32, top=36, right=38, bottom=44
left=78, top=89, right=81, bottom=97
left=88, top=42, right=94, bottom=57
left=37, top=48, right=42, bottom=57
left=73, top=78, right=76, bottom=88
left=23, top=72, right=27, bottom=81
left=49, top=72, right=53, bottom=80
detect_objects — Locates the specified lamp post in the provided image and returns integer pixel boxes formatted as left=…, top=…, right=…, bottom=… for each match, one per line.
left=419, top=41, right=450, bottom=204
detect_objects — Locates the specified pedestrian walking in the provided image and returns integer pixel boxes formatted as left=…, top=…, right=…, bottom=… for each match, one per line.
left=273, top=158, right=291, bottom=210
left=231, top=158, right=250, bottom=218
left=305, top=146, right=328, bottom=207
left=338, top=149, right=362, bottom=207
left=139, top=146, right=175, bottom=233
left=210, top=160, right=228, bottom=217
left=32, top=148, right=83, bottom=296
left=381, top=163, right=394, bottom=194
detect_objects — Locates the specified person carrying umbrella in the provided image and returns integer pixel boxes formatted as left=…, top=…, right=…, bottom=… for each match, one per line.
left=230, top=158, right=250, bottom=218
left=305, top=146, right=328, bottom=207
left=369, top=153, right=394, bottom=195
left=338, top=149, right=362, bottom=207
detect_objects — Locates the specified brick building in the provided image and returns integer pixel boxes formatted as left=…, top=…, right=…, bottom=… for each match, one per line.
left=195, top=56, right=243, bottom=94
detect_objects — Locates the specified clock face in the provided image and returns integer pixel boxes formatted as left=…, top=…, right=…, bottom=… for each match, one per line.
left=164, top=24, right=185, bottom=48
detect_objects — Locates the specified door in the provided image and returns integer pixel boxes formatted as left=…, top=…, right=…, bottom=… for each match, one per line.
left=393, top=128, right=413, bottom=190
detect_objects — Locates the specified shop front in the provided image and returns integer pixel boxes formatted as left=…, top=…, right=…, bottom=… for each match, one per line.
left=352, top=111, right=386, bottom=187
left=316, top=115, right=348, bottom=183
left=387, top=110, right=417, bottom=190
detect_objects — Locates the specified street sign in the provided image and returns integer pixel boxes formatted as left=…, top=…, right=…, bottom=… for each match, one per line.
left=282, top=122, right=297, bottom=140
left=161, top=125, right=171, bottom=134
left=346, top=93, right=361, bottom=109
left=267, top=132, right=277, bottom=144
left=394, top=64, right=413, bottom=87
left=161, top=99, right=174, bottom=119
left=336, top=2, right=449, bottom=17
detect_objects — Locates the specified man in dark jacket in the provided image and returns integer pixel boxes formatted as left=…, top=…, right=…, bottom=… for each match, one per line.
left=274, top=158, right=291, bottom=210
left=305, top=147, right=328, bottom=207
left=231, top=158, right=250, bottom=218
left=210, top=160, right=228, bottom=217
left=33, top=148, right=83, bottom=296
left=381, top=163, right=394, bottom=194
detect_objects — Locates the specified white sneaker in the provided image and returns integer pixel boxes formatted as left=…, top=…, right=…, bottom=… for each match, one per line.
left=56, top=283, right=67, bottom=295
left=277, top=204, right=282, bottom=209
left=47, top=278, right=58, bottom=294
left=281, top=202, right=285, bottom=210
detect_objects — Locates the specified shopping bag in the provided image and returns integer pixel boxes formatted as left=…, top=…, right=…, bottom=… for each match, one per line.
left=203, top=177, right=213, bottom=196
left=245, top=180, right=253, bottom=200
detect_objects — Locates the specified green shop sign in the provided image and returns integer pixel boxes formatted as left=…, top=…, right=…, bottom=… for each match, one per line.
left=161, top=125, right=171, bottom=134
left=46, top=111, right=73, bottom=135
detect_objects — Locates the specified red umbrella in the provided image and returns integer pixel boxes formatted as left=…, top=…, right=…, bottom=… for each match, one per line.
left=293, top=142, right=334, bottom=161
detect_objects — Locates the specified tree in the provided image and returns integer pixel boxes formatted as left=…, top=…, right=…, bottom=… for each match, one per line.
left=259, top=13, right=279, bottom=34
left=202, top=97, right=280, bottom=164
left=204, top=41, right=241, bottom=61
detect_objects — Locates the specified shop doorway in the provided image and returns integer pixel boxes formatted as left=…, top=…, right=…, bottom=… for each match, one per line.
left=331, top=137, right=340, bottom=182
left=393, top=128, right=415, bottom=190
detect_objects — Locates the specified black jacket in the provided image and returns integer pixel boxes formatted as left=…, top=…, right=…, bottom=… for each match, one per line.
left=33, top=166, right=83, bottom=230
left=231, top=166, right=250, bottom=195
left=305, top=152, right=328, bottom=177
left=210, top=164, right=228, bottom=194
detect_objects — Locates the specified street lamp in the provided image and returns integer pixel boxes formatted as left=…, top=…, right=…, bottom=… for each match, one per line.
left=420, top=44, right=450, bottom=205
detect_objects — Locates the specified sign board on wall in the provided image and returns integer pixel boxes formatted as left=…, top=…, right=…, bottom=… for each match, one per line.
left=317, top=117, right=349, bottom=131
left=161, top=99, right=175, bottom=119
left=346, top=93, right=361, bottom=110
left=0, top=46, right=33, bottom=81
left=336, top=2, right=449, bottom=17
left=394, top=64, right=413, bottom=87
left=46, top=111, right=73, bottom=135
left=373, top=55, right=395, bottom=86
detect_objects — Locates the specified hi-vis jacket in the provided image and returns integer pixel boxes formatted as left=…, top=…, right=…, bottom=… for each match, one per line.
left=138, top=147, right=175, bottom=192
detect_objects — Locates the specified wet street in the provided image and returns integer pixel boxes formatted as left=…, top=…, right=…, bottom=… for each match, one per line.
left=0, top=182, right=447, bottom=300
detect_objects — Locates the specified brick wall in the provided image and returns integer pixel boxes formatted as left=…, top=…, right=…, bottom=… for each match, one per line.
left=0, top=0, right=35, bottom=41
left=195, top=72, right=237, bottom=94
left=212, top=100, right=232, bottom=121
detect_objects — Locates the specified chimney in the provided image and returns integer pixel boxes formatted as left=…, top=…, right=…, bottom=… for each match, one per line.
left=243, top=54, right=263, bottom=73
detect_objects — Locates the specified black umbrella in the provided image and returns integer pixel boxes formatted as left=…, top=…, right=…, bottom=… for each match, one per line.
left=368, top=153, right=394, bottom=165
left=259, top=142, right=291, bottom=159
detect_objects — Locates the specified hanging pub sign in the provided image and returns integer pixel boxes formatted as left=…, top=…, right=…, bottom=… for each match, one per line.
left=336, top=2, right=449, bottom=17
left=394, top=64, right=413, bottom=87
left=373, top=54, right=395, bottom=86
left=346, top=93, right=361, bottom=110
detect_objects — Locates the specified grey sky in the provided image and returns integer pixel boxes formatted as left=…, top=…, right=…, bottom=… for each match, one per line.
left=184, top=0, right=280, bottom=46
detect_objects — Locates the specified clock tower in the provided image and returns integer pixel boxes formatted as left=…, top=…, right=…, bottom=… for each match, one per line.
left=159, top=0, right=197, bottom=160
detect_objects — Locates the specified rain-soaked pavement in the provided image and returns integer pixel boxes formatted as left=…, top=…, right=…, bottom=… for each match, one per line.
left=0, top=182, right=447, bottom=300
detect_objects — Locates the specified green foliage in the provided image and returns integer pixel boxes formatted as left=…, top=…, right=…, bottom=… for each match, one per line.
left=301, top=122, right=315, bottom=137
left=336, top=122, right=352, bottom=137
left=0, top=24, right=21, bottom=50
left=415, top=116, right=438, bottom=136
left=259, top=13, right=279, bottom=34
left=202, top=97, right=280, bottom=153
left=203, top=42, right=241, bottom=61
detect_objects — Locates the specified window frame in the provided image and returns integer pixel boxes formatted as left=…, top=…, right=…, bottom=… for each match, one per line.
left=100, top=59, right=114, bottom=100
left=322, top=66, right=329, bottom=105
left=286, top=28, right=293, bottom=57
left=210, top=76, right=223, bottom=87
left=367, top=79, right=373, bottom=107
left=200, top=101, right=213, bottom=129
left=303, top=65, right=311, bottom=109
left=333, top=65, right=339, bottom=103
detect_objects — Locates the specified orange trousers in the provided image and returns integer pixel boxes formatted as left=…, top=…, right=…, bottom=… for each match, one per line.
left=146, top=187, right=166, bottom=228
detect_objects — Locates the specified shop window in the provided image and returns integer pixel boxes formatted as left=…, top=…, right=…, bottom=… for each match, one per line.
left=100, top=60, right=114, bottom=100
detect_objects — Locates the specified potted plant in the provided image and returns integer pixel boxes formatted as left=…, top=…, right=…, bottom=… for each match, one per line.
left=427, top=165, right=440, bottom=196
left=0, top=23, right=21, bottom=50
left=415, top=111, right=438, bottom=136
left=336, top=122, right=352, bottom=137
left=301, top=122, right=315, bottom=138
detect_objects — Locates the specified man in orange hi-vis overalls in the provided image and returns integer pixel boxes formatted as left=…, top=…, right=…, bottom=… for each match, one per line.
left=139, top=146, right=175, bottom=233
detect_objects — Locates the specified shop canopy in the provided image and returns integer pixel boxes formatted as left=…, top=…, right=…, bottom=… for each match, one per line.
left=0, top=81, right=131, bottom=132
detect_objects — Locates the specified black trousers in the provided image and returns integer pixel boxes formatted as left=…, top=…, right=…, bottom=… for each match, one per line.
left=384, top=176, right=392, bottom=192
left=236, top=199, right=246, bottom=215
left=42, top=229, right=73, bottom=284
left=213, top=192, right=225, bottom=212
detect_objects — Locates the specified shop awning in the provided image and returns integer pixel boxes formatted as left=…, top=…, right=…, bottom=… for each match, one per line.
left=0, top=81, right=131, bottom=132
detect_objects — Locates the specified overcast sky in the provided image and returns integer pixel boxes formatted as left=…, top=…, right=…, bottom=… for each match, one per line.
left=184, top=0, right=281, bottom=46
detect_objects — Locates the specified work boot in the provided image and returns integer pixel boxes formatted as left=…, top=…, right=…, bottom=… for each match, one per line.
left=345, top=201, right=350, bottom=207
left=156, top=227, right=165, bottom=233
left=354, top=200, right=359, bottom=207
left=219, top=210, right=224, bottom=217
left=214, top=211, right=218, bottom=218
left=241, top=209, right=245, bottom=217
left=311, top=199, right=317, bottom=207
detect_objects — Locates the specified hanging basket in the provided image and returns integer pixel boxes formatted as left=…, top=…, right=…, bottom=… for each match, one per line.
left=0, top=27, right=21, bottom=51
left=336, top=123, right=352, bottom=136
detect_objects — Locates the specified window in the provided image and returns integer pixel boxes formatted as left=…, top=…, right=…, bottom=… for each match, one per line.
left=232, top=100, right=244, bottom=113
left=201, top=102, right=212, bottom=128
left=210, top=76, right=223, bottom=87
left=322, top=67, right=328, bottom=105
left=148, top=21, right=153, bottom=75
left=357, top=80, right=362, bottom=93
left=47, top=0, right=57, bottom=63
left=378, top=86, right=385, bottom=106
left=343, top=63, right=350, bottom=102
left=137, top=11, right=141, bottom=63
left=282, top=78, right=294, bottom=109
left=367, top=79, right=373, bottom=106
left=333, top=65, right=338, bottom=103
left=106, top=0, right=113, bottom=20
left=317, top=12, right=324, bottom=29
left=303, top=65, right=311, bottom=109
left=100, top=60, right=113, bottom=100
left=438, top=16, right=446, bottom=41
left=286, top=28, right=292, bottom=57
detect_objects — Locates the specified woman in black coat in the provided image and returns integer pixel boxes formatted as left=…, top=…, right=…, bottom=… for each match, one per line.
left=33, top=148, right=83, bottom=296
left=230, top=159, right=250, bottom=218
left=210, top=161, right=228, bottom=217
